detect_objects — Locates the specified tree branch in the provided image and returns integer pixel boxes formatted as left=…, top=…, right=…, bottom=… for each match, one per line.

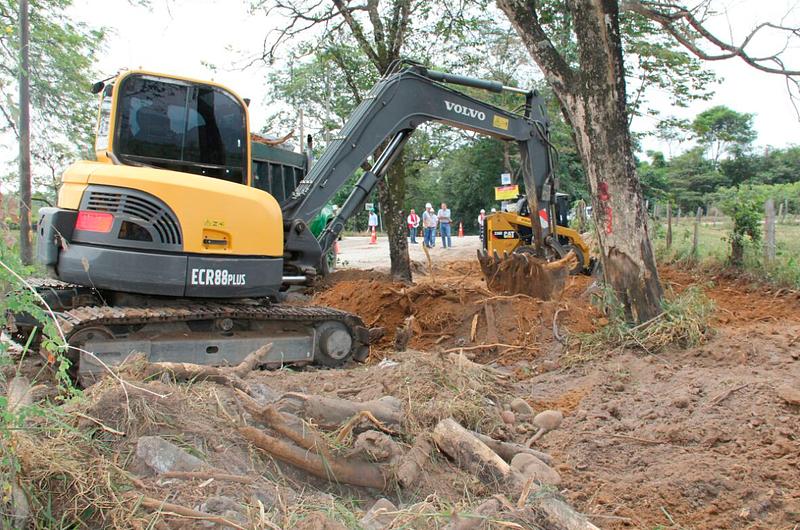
left=332, top=0, right=383, bottom=68
left=495, top=0, right=577, bottom=96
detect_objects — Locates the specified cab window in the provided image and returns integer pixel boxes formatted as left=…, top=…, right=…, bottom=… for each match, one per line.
left=115, top=75, right=246, bottom=184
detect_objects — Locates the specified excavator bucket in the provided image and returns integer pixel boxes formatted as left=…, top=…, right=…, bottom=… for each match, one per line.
left=477, top=249, right=577, bottom=300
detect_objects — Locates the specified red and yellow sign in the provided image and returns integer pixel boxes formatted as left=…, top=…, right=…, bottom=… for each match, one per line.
left=494, top=185, right=519, bottom=200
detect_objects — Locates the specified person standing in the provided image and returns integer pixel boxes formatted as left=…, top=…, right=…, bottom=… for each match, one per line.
left=368, top=208, right=379, bottom=244
left=406, top=208, right=420, bottom=244
left=422, top=203, right=437, bottom=248
left=477, top=208, right=486, bottom=248
left=437, top=202, right=452, bottom=248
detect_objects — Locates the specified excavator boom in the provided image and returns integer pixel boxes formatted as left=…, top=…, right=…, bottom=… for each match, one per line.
left=279, top=64, right=561, bottom=275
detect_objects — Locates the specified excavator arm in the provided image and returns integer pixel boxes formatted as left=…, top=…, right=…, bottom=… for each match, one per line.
left=281, top=64, right=558, bottom=275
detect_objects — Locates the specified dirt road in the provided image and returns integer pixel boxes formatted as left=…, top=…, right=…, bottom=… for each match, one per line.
left=335, top=234, right=482, bottom=271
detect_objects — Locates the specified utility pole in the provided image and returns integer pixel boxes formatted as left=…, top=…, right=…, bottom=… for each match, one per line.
left=18, top=0, right=33, bottom=265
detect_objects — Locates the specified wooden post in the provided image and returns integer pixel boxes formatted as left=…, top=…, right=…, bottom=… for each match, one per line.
left=18, top=0, right=32, bottom=265
left=764, top=199, right=776, bottom=265
left=777, top=200, right=784, bottom=224
left=653, top=202, right=660, bottom=220
left=782, top=198, right=788, bottom=224
left=692, top=207, right=701, bottom=259
left=666, top=203, right=672, bottom=250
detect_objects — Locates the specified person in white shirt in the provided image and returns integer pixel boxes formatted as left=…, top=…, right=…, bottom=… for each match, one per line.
left=368, top=209, right=378, bottom=230
left=437, top=202, right=452, bottom=248
left=422, top=203, right=437, bottom=248
left=406, top=209, right=420, bottom=244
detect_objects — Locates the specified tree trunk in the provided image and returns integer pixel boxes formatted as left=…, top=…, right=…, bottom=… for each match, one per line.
left=18, top=0, right=32, bottom=265
left=498, top=0, right=663, bottom=322
left=378, top=157, right=411, bottom=282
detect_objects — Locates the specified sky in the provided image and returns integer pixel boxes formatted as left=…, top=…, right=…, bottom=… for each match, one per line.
left=19, top=0, right=800, bottom=163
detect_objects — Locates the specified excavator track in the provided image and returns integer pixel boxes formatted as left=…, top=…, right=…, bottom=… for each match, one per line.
left=11, top=279, right=371, bottom=385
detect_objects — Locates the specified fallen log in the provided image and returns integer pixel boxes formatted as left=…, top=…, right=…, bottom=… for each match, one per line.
left=435, top=419, right=598, bottom=530
left=469, top=431, right=553, bottom=465
left=240, top=426, right=388, bottom=490
left=134, top=495, right=246, bottom=530
left=159, top=470, right=255, bottom=484
left=134, top=344, right=273, bottom=390
left=236, top=391, right=333, bottom=460
left=277, top=392, right=402, bottom=430
left=396, top=434, right=433, bottom=488
left=536, top=496, right=600, bottom=530
left=432, top=418, right=524, bottom=492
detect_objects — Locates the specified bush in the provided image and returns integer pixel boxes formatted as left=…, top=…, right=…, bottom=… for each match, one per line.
left=716, top=186, right=762, bottom=266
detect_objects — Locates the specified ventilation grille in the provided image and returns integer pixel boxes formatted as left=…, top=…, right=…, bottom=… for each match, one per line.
left=85, top=189, right=182, bottom=246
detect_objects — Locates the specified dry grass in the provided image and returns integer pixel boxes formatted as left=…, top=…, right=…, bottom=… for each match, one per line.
left=12, top=411, right=142, bottom=528
left=565, top=286, right=715, bottom=364
left=391, top=351, right=511, bottom=435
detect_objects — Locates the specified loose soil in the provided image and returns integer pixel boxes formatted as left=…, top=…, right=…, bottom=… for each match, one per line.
left=310, top=260, right=800, bottom=528
left=6, top=257, right=799, bottom=528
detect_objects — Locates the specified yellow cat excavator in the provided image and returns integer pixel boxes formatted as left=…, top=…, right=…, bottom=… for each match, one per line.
left=483, top=192, right=593, bottom=275
left=14, top=61, right=588, bottom=382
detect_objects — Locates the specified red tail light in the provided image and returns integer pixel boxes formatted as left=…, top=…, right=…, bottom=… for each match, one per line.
left=75, top=210, right=114, bottom=233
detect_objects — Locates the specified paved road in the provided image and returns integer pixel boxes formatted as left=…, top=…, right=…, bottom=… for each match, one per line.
left=334, top=235, right=482, bottom=270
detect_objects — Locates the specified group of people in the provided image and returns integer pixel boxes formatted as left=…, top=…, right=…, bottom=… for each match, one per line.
left=406, top=202, right=453, bottom=248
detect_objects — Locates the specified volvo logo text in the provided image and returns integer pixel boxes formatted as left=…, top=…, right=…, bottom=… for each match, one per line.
left=445, top=101, right=486, bottom=121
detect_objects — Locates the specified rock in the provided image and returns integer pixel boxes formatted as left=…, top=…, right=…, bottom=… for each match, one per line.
left=445, top=498, right=501, bottom=530
left=353, top=430, right=402, bottom=462
left=361, top=498, right=397, bottom=530
left=250, top=484, right=298, bottom=509
left=135, top=436, right=205, bottom=474
left=533, top=410, right=563, bottom=431
left=777, top=385, right=800, bottom=406
left=672, top=395, right=690, bottom=409
left=539, top=360, right=559, bottom=373
left=500, top=410, right=516, bottom=424
left=199, top=495, right=240, bottom=514
left=248, top=383, right=280, bottom=405
left=510, top=398, right=534, bottom=416
left=6, top=376, right=32, bottom=412
left=511, top=453, right=561, bottom=486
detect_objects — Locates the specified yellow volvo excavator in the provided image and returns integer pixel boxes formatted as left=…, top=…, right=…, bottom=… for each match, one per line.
left=14, top=61, right=588, bottom=382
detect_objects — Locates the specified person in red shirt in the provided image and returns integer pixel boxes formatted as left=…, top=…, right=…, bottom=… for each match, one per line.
left=407, top=208, right=420, bottom=244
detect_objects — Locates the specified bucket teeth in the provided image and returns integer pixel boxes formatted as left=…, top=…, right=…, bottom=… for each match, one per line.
left=477, top=249, right=577, bottom=301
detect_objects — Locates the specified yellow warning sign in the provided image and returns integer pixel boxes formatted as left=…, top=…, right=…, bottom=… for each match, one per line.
left=494, top=185, right=519, bottom=200
left=493, top=115, right=509, bottom=130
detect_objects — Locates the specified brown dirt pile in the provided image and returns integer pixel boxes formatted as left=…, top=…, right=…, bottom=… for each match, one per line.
left=313, top=261, right=602, bottom=365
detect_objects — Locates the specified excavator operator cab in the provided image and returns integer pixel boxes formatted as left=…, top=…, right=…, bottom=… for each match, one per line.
left=95, top=73, right=249, bottom=185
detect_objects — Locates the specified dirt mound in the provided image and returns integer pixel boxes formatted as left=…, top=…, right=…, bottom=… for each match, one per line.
left=312, top=260, right=602, bottom=364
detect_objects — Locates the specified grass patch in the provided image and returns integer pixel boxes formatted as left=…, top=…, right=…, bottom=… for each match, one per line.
left=654, top=217, right=800, bottom=287
left=567, top=285, right=715, bottom=363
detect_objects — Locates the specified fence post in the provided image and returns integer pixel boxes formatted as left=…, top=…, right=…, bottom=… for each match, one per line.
left=654, top=202, right=660, bottom=220
left=692, top=207, right=701, bottom=259
left=782, top=198, right=788, bottom=224
left=764, top=198, right=776, bottom=265
left=666, top=203, right=673, bottom=250
left=778, top=200, right=784, bottom=224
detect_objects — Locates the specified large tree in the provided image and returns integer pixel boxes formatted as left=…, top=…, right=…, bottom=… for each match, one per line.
left=497, top=0, right=799, bottom=322
left=692, top=105, right=756, bottom=164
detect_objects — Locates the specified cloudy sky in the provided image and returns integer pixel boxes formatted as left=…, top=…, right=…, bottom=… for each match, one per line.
left=54, top=0, right=800, bottom=156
